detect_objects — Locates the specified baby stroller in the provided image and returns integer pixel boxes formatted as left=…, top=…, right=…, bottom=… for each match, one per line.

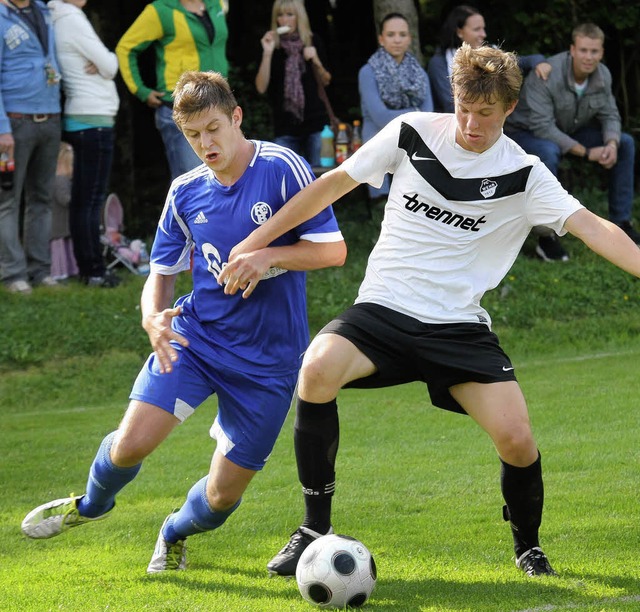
left=101, top=193, right=150, bottom=275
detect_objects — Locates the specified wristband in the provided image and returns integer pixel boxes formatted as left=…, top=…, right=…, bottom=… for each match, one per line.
left=584, top=148, right=590, bottom=159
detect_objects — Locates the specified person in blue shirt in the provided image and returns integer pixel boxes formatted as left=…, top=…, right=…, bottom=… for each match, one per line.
left=358, top=12, right=433, bottom=203
left=21, top=70, right=347, bottom=574
left=0, top=0, right=61, bottom=294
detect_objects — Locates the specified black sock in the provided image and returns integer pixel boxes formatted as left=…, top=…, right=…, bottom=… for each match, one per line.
left=294, top=397, right=339, bottom=534
left=501, top=452, right=544, bottom=557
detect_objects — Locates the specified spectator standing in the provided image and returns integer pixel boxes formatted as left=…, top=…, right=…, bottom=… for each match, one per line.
left=50, top=0, right=120, bottom=287
left=359, top=12, right=433, bottom=203
left=255, top=0, right=331, bottom=167
left=50, top=141, right=78, bottom=281
left=0, top=0, right=61, bottom=294
left=506, top=23, right=640, bottom=261
left=21, top=70, right=346, bottom=574
left=428, top=5, right=550, bottom=113
left=116, top=0, right=229, bottom=180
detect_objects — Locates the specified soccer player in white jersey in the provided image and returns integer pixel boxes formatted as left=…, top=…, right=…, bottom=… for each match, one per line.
left=219, top=43, right=640, bottom=578
left=21, top=71, right=346, bottom=573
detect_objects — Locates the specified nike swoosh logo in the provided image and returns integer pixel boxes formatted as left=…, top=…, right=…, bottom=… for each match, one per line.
left=411, top=152, right=437, bottom=162
left=502, top=366, right=514, bottom=371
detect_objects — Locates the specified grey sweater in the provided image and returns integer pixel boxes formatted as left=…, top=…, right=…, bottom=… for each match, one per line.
left=506, top=50, right=621, bottom=153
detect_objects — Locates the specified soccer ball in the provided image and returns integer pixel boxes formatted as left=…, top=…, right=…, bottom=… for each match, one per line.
left=296, top=534, right=377, bottom=609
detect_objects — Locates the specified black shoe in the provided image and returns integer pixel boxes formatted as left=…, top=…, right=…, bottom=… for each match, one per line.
left=617, top=220, right=640, bottom=244
left=266, top=526, right=332, bottom=576
left=516, top=547, right=557, bottom=577
left=535, top=235, right=569, bottom=262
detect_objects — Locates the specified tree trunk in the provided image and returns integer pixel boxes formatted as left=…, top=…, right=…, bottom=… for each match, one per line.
left=373, top=0, right=423, bottom=64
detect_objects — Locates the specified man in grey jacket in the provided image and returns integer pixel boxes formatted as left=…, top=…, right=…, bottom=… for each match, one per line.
left=506, top=23, right=640, bottom=261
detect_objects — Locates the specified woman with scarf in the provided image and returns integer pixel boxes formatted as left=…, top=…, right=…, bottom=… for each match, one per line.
left=256, top=0, right=331, bottom=167
left=359, top=12, right=433, bottom=202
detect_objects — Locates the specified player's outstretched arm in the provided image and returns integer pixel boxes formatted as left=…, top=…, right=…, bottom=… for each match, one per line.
left=140, top=272, right=189, bottom=374
left=220, top=168, right=358, bottom=285
left=565, top=208, right=640, bottom=277
left=222, top=238, right=347, bottom=298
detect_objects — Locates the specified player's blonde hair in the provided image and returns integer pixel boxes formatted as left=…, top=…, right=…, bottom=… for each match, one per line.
left=172, top=71, right=238, bottom=127
left=450, top=43, right=522, bottom=110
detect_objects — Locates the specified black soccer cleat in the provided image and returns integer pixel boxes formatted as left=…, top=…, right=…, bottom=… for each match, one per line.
left=267, top=526, right=332, bottom=577
left=516, top=547, right=558, bottom=577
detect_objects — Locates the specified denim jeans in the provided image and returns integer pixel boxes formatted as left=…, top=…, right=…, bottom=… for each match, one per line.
left=155, top=104, right=201, bottom=180
left=507, top=127, right=636, bottom=224
left=64, top=127, right=115, bottom=278
left=0, top=115, right=60, bottom=284
left=274, top=131, right=322, bottom=167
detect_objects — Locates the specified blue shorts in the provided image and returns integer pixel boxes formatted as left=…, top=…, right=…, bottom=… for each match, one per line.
left=130, top=340, right=298, bottom=471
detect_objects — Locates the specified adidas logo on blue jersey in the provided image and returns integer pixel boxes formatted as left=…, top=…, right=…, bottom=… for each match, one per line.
left=195, top=211, right=208, bottom=224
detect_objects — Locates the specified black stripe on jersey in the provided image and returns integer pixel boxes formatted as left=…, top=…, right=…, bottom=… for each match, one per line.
left=398, top=122, right=533, bottom=201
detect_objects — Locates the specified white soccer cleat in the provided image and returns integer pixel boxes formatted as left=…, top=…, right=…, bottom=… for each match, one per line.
left=147, top=513, right=187, bottom=574
left=21, top=495, right=110, bottom=539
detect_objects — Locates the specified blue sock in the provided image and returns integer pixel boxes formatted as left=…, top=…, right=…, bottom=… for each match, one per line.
left=163, top=476, right=242, bottom=543
left=77, top=431, right=142, bottom=518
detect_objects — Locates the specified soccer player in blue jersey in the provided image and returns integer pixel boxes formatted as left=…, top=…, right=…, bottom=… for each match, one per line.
left=21, top=71, right=346, bottom=573
left=221, top=44, right=640, bottom=579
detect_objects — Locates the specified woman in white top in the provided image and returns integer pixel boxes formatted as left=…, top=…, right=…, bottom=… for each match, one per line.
left=50, top=0, right=120, bottom=287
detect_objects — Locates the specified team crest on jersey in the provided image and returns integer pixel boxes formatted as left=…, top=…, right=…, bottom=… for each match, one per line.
left=480, top=179, right=498, bottom=199
left=251, top=202, right=272, bottom=225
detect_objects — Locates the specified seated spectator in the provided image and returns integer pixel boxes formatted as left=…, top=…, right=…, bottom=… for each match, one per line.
left=506, top=23, right=640, bottom=261
left=255, top=0, right=331, bottom=167
left=50, top=0, right=120, bottom=287
left=358, top=12, right=433, bottom=203
left=116, top=0, right=229, bottom=180
left=428, top=5, right=550, bottom=113
left=50, top=142, right=78, bottom=281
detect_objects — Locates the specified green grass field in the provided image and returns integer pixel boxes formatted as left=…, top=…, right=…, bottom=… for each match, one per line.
left=1, top=189, right=640, bottom=611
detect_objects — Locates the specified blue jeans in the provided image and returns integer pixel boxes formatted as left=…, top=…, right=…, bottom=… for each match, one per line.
left=155, top=105, right=201, bottom=180
left=0, top=115, right=60, bottom=284
left=508, top=127, right=636, bottom=224
left=274, top=131, right=322, bottom=167
left=64, top=127, right=115, bottom=278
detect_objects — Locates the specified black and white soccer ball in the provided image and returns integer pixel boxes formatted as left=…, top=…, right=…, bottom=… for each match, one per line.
left=296, top=534, right=377, bottom=609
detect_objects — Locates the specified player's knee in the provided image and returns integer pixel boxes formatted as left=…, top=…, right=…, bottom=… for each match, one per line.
left=109, top=433, right=147, bottom=467
left=205, top=483, right=240, bottom=511
left=494, top=426, right=536, bottom=465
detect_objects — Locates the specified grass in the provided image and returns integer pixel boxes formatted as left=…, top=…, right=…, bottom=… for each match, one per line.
left=2, top=186, right=640, bottom=610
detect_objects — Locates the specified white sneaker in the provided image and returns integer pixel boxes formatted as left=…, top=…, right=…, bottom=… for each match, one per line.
left=6, top=279, right=32, bottom=294
left=38, top=275, right=59, bottom=287
left=21, top=495, right=110, bottom=539
left=147, top=513, right=187, bottom=573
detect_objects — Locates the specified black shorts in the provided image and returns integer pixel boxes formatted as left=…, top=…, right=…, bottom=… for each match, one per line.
left=318, top=302, right=517, bottom=415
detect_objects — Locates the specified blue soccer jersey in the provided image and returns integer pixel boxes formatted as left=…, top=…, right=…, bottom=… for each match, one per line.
left=149, top=141, right=343, bottom=376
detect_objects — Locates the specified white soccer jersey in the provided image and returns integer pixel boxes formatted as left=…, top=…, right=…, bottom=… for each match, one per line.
left=149, top=141, right=342, bottom=375
left=341, top=112, right=583, bottom=327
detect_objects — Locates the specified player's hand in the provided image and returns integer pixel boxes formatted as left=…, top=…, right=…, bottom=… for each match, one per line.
left=146, top=90, right=166, bottom=109
left=218, top=250, right=272, bottom=298
left=0, top=132, right=15, bottom=158
left=142, top=306, right=189, bottom=374
left=84, top=61, right=98, bottom=75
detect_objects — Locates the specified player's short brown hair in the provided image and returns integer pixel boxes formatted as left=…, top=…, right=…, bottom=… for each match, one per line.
left=172, top=71, right=238, bottom=128
left=572, top=23, right=605, bottom=44
left=450, top=43, right=522, bottom=110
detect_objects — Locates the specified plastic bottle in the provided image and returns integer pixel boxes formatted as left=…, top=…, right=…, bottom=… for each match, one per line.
left=320, top=124, right=335, bottom=167
left=137, top=242, right=150, bottom=275
left=335, top=123, right=349, bottom=164
left=351, top=119, right=362, bottom=154
left=0, top=152, right=15, bottom=191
